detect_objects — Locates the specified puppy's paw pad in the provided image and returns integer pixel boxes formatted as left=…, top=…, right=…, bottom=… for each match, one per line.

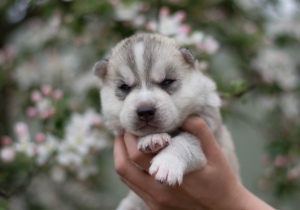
left=149, top=155, right=184, bottom=186
left=138, top=133, right=170, bottom=153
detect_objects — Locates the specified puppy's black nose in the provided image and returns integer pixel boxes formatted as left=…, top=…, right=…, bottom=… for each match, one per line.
left=137, top=107, right=155, bottom=121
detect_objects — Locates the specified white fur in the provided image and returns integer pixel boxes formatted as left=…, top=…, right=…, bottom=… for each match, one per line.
left=94, top=33, right=240, bottom=210
left=134, top=42, right=145, bottom=78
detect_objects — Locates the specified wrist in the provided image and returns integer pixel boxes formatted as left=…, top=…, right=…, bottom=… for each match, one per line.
left=218, top=182, right=274, bottom=210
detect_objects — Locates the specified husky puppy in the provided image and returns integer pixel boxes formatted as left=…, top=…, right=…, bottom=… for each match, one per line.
left=93, top=33, right=240, bottom=210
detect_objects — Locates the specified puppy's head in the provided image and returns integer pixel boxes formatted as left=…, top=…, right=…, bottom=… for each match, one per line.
left=93, top=33, right=220, bottom=136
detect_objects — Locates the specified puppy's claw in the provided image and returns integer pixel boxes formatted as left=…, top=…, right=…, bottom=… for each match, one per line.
left=145, top=144, right=151, bottom=152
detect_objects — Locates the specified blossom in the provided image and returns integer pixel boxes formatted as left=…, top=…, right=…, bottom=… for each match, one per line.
left=27, top=107, right=37, bottom=117
left=287, top=168, right=299, bottom=180
left=196, top=36, right=220, bottom=54
left=14, top=122, right=30, bottom=141
left=36, top=98, right=52, bottom=113
left=274, top=155, right=290, bottom=167
left=35, top=135, right=58, bottom=165
left=114, top=2, right=141, bottom=21
left=14, top=141, right=36, bottom=157
left=53, top=89, right=63, bottom=101
left=253, top=48, right=298, bottom=90
left=41, top=85, right=52, bottom=95
left=31, top=90, right=42, bottom=102
left=1, top=136, right=11, bottom=145
left=56, top=109, right=108, bottom=173
left=0, top=147, right=16, bottom=163
left=280, top=93, right=300, bottom=121
left=35, top=132, right=45, bottom=143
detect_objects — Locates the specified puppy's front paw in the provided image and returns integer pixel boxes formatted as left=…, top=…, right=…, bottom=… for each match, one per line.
left=149, top=153, right=185, bottom=186
left=138, top=133, right=170, bottom=153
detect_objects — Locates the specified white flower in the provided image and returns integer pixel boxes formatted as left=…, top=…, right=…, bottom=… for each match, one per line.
left=159, top=15, right=181, bottom=36
left=36, top=98, right=52, bottom=113
left=35, top=135, right=59, bottom=165
left=0, top=147, right=16, bottom=163
left=190, top=31, right=204, bottom=44
left=280, top=93, right=300, bottom=121
left=14, top=122, right=28, bottom=136
left=115, top=2, right=141, bottom=21
left=197, top=36, right=219, bottom=54
left=133, top=15, right=146, bottom=27
left=56, top=143, right=83, bottom=166
left=253, top=48, right=298, bottom=90
left=14, top=122, right=30, bottom=142
left=174, top=32, right=190, bottom=46
left=14, top=141, right=36, bottom=157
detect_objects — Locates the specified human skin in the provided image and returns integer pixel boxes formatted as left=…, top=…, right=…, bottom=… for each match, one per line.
left=114, top=116, right=275, bottom=210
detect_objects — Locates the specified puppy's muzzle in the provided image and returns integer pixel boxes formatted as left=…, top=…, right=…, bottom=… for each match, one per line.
left=137, top=107, right=155, bottom=121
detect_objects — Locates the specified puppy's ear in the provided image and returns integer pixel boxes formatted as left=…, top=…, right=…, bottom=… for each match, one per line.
left=93, top=59, right=108, bottom=80
left=180, top=47, right=196, bottom=66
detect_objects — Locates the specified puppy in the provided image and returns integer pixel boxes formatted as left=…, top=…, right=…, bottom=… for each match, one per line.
left=93, top=33, right=240, bottom=210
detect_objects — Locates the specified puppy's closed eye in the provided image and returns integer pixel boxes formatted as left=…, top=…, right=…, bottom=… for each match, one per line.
left=160, top=79, right=175, bottom=87
left=119, top=84, right=131, bottom=92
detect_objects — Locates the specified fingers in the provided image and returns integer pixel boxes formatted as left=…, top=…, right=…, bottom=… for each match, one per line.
left=182, top=116, right=223, bottom=163
left=123, top=133, right=154, bottom=170
left=114, top=135, right=158, bottom=191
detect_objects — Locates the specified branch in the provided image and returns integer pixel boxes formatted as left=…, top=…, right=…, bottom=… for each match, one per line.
left=0, top=155, right=54, bottom=199
left=220, top=81, right=258, bottom=101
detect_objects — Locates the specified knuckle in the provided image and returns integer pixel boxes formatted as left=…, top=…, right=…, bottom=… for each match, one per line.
left=195, top=117, right=207, bottom=129
left=130, top=149, right=142, bottom=164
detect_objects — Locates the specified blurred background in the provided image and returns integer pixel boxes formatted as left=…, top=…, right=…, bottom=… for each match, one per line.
left=0, top=0, right=299, bottom=209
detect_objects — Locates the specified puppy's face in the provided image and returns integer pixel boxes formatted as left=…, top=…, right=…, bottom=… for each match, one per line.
left=94, top=34, right=219, bottom=136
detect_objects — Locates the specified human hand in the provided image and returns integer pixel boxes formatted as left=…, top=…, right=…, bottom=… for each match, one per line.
left=114, top=116, right=274, bottom=210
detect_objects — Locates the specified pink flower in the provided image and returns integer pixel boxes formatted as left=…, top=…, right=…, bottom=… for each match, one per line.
left=35, top=132, right=45, bottom=143
left=31, top=90, right=42, bottom=102
left=287, top=168, right=299, bottom=180
left=92, top=116, right=102, bottom=126
left=174, top=11, right=186, bottom=21
left=274, top=155, right=289, bottom=167
left=14, top=122, right=28, bottom=136
left=145, top=22, right=156, bottom=31
left=53, top=89, right=63, bottom=101
left=48, top=107, right=56, bottom=116
left=1, top=136, right=11, bottom=145
left=40, top=110, right=50, bottom=119
left=160, top=7, right=170, bottom=16
left=0, top=147, right=16, bottom=163
left=27, top=107, right=37, bottom=117
left=179, top=24, right=190, bottom=34
left=41, top=85, right=52, bottom=95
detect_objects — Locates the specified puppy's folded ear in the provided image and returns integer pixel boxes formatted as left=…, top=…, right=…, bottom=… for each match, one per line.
left=93, top=59, right=108, bottom=80
left=180, top=47, right=196, bottom=66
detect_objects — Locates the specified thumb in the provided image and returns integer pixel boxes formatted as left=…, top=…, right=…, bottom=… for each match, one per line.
left=182, top=116, right=223, bottom=163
